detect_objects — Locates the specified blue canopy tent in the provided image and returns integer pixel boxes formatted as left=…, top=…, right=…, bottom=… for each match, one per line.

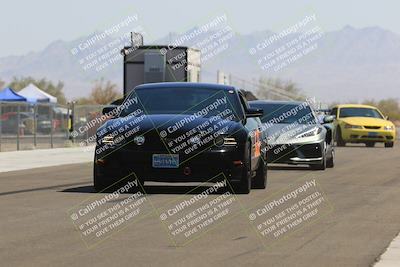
left=0, top=87, right=27, bottom=101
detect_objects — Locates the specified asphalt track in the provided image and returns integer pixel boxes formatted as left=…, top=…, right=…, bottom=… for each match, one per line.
left=1, top=144, right=399, bottom=267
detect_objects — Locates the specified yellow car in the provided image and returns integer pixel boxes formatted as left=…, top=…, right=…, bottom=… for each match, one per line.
left=331, top=104, right=396, bottom=148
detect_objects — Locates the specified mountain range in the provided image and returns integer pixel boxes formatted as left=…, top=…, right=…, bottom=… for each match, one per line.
left=1, top=25, right=399, bottom=103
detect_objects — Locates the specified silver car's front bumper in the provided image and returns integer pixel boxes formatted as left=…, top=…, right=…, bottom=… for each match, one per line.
left=266, top=140, right=325, bottom=165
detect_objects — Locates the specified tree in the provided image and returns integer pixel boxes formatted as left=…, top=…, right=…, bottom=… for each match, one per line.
left=8, top=76, right=67, bottom=104
left=74, top=97, right=93, bottom=105
left=75, top=79, right=122, bottom=105
left=256, top=77, right=305, bottom=101
left=362, top=98, right=400, bottom=121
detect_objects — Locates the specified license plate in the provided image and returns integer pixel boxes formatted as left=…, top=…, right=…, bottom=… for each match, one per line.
left=152, top=154, right=179, bottom=168
left=368, top=132, right=378, bottom=136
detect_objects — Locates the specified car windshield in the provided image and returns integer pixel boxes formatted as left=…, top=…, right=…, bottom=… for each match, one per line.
left=119, top=87, right=242, bottom=120
left=339, top=108, right=383, bottom=118
left=250, top=103, right=317, bottom=124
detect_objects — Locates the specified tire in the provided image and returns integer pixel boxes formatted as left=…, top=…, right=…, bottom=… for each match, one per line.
left=252, top=158, right=267, bottom=189
left=311, top=146, right=327, bottom=170
left=93, top=164, right=107, bottom=192
left=366, top=142, right=375, bottom=147
left=232, top=143, right=251, bottom=194
left=385, top=142, right=394, bottom=148
left=326, top=148, right=335, bottom=168
left=336, top=127, right=346, bottom=147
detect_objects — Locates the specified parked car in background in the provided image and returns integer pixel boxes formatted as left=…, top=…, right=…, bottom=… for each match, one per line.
left=36, top=115, right=52, bottom=134
left=0, top=112, right=60, bottom=135
left=249, top=100, right=335, bottom=170
left=0, top=112, right=34, bottom=134
left=331, top=104, right=396, bottom=147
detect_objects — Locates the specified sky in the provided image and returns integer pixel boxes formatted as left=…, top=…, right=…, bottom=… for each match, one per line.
left=1, top=0, right=400, bottom=57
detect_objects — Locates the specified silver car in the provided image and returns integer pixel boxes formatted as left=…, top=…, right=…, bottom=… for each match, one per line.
left=249, top=100, right=335, bottom=170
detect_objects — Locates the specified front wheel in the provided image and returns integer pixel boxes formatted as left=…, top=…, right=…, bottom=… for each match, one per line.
left=310, top=153, right=326, bottom=171
left=231, top=143, right=251, bottom=194
left=336, top=127, right=346, bottom=147
left=93, top=164, right=107, bottom=192
left=385, top=142, right=394, bottom=148
left=326, top=148, right=335, bottom=168
left=252, top=159, right=267, bottom=189
left=366, top=142, right=375, bottom=147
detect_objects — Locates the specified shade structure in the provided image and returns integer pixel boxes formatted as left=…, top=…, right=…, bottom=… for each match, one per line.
left=18, top=83, right=57, bottom=103
left=0, top=87, right=27, bottom=101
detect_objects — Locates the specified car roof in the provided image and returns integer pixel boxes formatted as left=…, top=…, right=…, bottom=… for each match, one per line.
left=134, top=82, right=236, bottom=91
left=249, top=100, right=307, bottom=106
left=333, top=104, right=378, bottom=109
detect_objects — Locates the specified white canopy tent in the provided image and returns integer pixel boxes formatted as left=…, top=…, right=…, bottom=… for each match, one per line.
left=18, top=83, right=57, bottom=103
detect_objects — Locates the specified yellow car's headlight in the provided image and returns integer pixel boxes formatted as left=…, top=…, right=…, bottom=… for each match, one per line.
left=344, top=123, right=363, bottom=129
left=384, top=125, right=395, bottom=131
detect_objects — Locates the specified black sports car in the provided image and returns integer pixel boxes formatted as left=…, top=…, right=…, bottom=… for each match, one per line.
left=94, top=82, right=267, bottom=194
left=249, top=100, right=335, bottom=170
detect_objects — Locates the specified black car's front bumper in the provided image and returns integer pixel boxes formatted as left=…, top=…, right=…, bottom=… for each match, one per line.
left=266, top=141, right=324, bottom=165
left=95, top=146, right=246, bottom=184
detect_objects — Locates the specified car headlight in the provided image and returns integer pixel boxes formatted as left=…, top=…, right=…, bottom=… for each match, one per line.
left=384, top=125, right=394, bottom=131
left=295, top=127, right=322, bottom=139
left=214, top=135, right=237, bottom=147
left=101, top=134, right=114, bottom=144
left=344, top=123, right=363, bottom=129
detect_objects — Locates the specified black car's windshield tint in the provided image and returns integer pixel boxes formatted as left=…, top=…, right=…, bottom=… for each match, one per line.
left=339, top=108, right=383, bottom=119
left=120, top=87, right=242, bottom=119
left=251, top=103, right=316, bottom=124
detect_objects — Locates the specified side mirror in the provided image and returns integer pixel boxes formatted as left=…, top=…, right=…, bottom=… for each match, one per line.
left=110, top=97, right=124, bottom=105
left=246, top=108, right=263, bottom=118
left=323, top=115, right=335, bottom=124
left=385, top=116, right=390, bottom=120
left=102, top=105, right=118, bottom=116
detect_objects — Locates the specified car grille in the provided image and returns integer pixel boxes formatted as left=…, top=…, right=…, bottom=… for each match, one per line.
left=123, top=131, right=211, bottom=154
left=361, top=135, right=384, bottom=139
left=267, top=144, right=322, bottom=163
left=364, top=126, right=381, bottom=129
left=125, top=130, right=167, bottom=151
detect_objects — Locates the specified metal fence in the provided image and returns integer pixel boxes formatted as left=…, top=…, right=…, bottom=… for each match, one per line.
left=1, top=101, right=398, bottom=152
left=0, top=102, right=107, bottom=152
left=70, top=104, right=106, bottom=147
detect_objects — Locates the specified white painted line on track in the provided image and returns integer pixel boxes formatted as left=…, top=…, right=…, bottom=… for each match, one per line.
left=375, top=232, right=400, bottom=267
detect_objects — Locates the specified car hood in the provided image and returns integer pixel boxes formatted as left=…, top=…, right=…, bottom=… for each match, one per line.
left=339, top=117, right=393, bottom=127
left=99, top=114, right=240, bottom=138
